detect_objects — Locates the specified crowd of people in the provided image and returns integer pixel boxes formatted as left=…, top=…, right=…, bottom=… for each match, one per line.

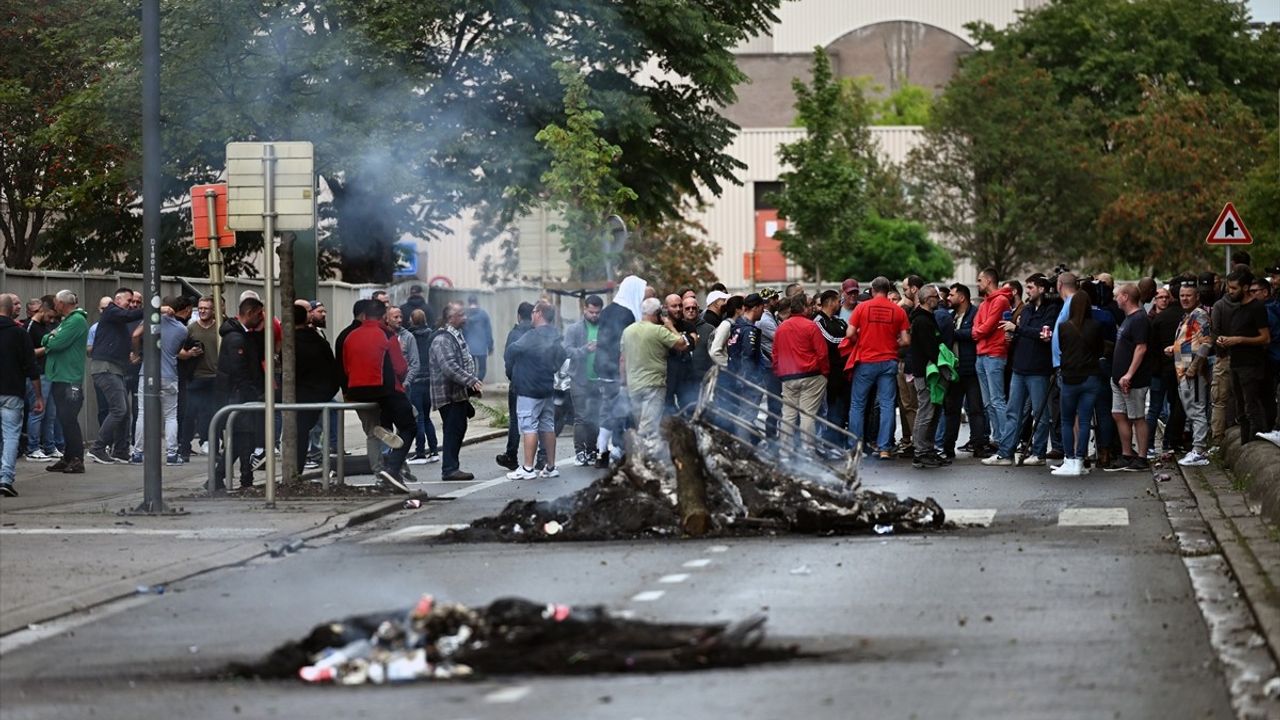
left=496, top=255, right=1280, bottom=480
left=3, top=256, right=1279, bottom=497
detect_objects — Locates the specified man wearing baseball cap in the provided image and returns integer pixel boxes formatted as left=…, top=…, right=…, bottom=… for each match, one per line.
left=839, top=279, right=859, bottom=321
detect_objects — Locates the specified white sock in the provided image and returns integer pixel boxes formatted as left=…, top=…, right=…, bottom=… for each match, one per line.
left=597, top=429, right=611, bottom=454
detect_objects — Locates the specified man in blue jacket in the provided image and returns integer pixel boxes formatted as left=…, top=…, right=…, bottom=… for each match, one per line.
left=984, top=276, right=1057, bottom=466
left=87, top=288, right=143, bottom=464
left=503, top=301, right=566, bottom=480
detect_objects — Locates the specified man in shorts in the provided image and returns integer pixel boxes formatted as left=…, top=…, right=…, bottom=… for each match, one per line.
left=1106, top=283, right=1151, bottom=472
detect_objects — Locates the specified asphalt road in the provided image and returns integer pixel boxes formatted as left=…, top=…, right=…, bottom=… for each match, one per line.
left=0, top=435, right=1244, bottom=719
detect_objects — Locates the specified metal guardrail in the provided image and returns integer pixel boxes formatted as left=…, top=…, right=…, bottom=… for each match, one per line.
left=205, top=401, right=378, bottom=502
left=694, top=366, right=862, bottom=485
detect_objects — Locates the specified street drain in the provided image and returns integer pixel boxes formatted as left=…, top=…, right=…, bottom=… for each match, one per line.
left=227, top=595, right=801, bottom=685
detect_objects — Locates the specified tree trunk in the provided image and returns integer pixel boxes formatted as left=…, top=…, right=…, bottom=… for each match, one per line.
left=663, top=416, right=710, bottom=536
left=279, top=233, right=298, bottom=485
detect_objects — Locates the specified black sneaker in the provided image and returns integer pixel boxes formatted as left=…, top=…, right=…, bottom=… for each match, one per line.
left=45, top=459, right=69, bottom=472
left=1103, top=455, right=1135, bottom=472
left=62, top=459, right=85, bottom=474
left=376, top=469, right=410, bottom=494
left=912, top=453, right=941, bottom=469
left=89, top=448, right=116, bottom=465
left=495, top=453, right=518, bottom=471
left=0, top=483, right=16, bottom=497
left=594, top=451, right=610, bottom=469
left=1122, top=456, right=1151, bottom=472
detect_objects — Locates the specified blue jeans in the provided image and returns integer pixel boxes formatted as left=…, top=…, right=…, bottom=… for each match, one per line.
left=1059, top=375, right=1101, bottom=459
left=0, top=395, right=23, bottom=484
left=999, top=373, right=1051, bottom=458
left=1145, top=373, right=1170, bottom=442
left=26, top=376, right=61, bottom=453
left=409, top=382, right=439, bottom=455
left=848, top=360, right=897, bottom=452
left=976, top=355, right=1008, bottom=443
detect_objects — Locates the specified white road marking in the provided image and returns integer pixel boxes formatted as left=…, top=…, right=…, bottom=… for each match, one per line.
left=0, top=595, right=156, bottom=656
left=630, top=590, right=665, bottom=603
left=1058, top=508, right=1129, bottom=527
left=0, top=527, right=276, bottom=540
left=708, top=545, right=730, bottom=553
left=360, top=524, right=469, bottom=543
left=611, top=610, right=637, bottom=620
left=682, top=558, right=712, bottom=569
left=437, top=455, right=577, bottom=499
left=658, top=573, right=689, bottom=584
left=484, top=685, right=531, bottom=704
left=947, top=509, right=998, bottom=527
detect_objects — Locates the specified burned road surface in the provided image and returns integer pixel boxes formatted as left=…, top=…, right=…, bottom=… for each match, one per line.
left=0, top=436, right=1245, bottom=719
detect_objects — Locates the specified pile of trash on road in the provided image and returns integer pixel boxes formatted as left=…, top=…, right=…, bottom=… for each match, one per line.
left=228, top=594, right=796, bottom=684
left=444, top=417, right=945, bottom=542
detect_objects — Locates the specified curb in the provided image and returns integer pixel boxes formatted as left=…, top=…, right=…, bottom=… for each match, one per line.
left=1174, top=451, right=1280, bottom=670
left=0, top=494, right=413, bottom=639
left=1221, top=428, right=1280, bottom=528
left=462, top=429, right=508, bottom=447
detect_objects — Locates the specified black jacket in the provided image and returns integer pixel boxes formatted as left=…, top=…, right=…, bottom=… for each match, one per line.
left=295, top=327, right=340, bottom=402
left=908, top=306, right=940, bottom=378
left=91, top=303, right=143, bottom=366
left=0, top=316, right=37, bottom=397
left=1009, top=299, right=1056, bottom=376
left=949, top=305, right=979, bottom=377
left=594, top=304, right=635, bottom=381
left=1149, top=303, right=1182, bottom=376
left=504, top=324, right=566, bottom=399
left=1059, top=318, right=1104, bottom=385
left=690, top=309, right=722, bottom=379
left=215, top=319, right=265, bottom=404
left=503, top=321, right=532, bottom=381
left=409, top=324, right=434, bottom=386
left=399, top=296, right=434, bottom=329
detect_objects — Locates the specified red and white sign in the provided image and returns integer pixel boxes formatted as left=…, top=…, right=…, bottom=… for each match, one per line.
left=1205, top=202, right=1252, bottom=246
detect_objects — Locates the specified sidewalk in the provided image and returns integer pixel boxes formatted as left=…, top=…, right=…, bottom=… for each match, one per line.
left=0, top=410, right=507, bottom=637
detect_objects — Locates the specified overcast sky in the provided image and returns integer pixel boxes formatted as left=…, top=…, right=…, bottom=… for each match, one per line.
left=1247, top=0, right=1280, bottom=23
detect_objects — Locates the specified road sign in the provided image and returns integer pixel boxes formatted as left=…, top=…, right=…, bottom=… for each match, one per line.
left=191, top=183, right=234, bottom=248
left=1205, top=202, right=1252, bottom=245
left=225, top=141, right=315, bottom=231
left=393, top=241, right=418, bottom=277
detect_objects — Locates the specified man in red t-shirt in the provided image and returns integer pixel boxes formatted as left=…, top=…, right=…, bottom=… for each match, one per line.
left=772, top=293, right=829, bottom=449
left=840, top=277, right=910, bottom=458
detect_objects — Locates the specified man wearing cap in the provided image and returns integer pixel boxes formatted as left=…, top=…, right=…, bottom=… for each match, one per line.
left=839, top=279, right=859, bottom=321
left=399, top=285, right=433, bottom=335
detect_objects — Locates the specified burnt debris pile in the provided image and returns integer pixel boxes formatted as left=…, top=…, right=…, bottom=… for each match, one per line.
left=447, top=416, right=945, bottom=542
left=229, top=595, right=796, bottom=684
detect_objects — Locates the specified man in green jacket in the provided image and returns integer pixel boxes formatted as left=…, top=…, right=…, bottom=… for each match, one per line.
left=40, top=290, right=89, bottom=473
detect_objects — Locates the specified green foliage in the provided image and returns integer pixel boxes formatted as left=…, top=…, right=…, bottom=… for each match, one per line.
left=532, top=63, right=638, bottom=282
left=828, top=215, right=953, bottom=282
left=1096, top=78, right=1264, bottom=274
left=618, top=210, right=721, bottom=293
left=1236, top=130, right=1280, bottom=267
left=770, top=48, right=874, bottom=281
left=967, top=0, right=1280, bottom=135
left=7, top=0, right=782, bottom=281
left=845, top=77, right=933, bottom=126
left=906, top=55, right=1104, bottom=279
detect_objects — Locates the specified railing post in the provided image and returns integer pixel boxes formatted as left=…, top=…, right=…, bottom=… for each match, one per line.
left=320, top=409, right=331, bottom=492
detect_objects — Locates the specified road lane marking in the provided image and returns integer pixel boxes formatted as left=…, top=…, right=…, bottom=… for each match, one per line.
left=0, top=595, right=156, bottom=656
left=0, top=528, right=275, bottom=539
left=360, top=524, right=469, bottom=543
left=658, top=574, right=689, bottom=584
left=1058, top=508, right=1129, bottom=526
left=437, top=455, right=577, bottom=499
left=708, top=545, right=730, bottom=553
left=946, top=509, right=998, bottom=527
left=484, top=685, right=531, bottom=704
left=682, top=558, right=712, bottom=568
left=631, top=590, right=665, bottom=602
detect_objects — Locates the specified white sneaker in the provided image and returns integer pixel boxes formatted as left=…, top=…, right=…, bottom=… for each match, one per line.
left=25, top=450, right=52, bottom=462
left=1178, top=450, right=1210, bottom=467
left=407, top=454, right=429, bottom=465
left=573, top=451, right=588, bottom=466
left=539, top=465, right=561, bottom=478
left=193, top=442, right=207, bottom=456
left=46, top=448, right=63, bottom=459
left=981, top=455, right=1013, bottom=466
left=1255, top=430, right=1280, bottom=448
left=1050, top=458, right=1076, bottom=476
left=425, top=452, right=440, bottom=463
left=1071, top=458, right=1090, bottom=476
left=1022, top=455, right=1046, bottom=467
left=370, top=426, right=404, bottom=449
left=506, top=466, right=538, bottom=480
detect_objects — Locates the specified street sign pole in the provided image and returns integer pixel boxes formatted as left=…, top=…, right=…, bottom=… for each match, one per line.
left=262, top=143, right=278, bottom=509
left=1227, top=246, right=1233, bottom=275
left=134, top=0, right=166, bottom=514
left=205, top=188, right=225, bottom=352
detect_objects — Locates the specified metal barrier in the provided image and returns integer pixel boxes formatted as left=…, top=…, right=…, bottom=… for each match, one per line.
left=694, top=366, right=862, bottom=485
left=206, top=401, right=378, bottom=503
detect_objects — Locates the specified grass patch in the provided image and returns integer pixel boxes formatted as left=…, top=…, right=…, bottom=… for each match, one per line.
left=473, top=401, right=509, bottom=429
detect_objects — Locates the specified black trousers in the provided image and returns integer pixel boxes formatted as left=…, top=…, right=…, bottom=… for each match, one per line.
left=214, top=409, right=262, bottom=488
left=439, top=401, right=469, bottom=477
left=375, top=392, right=415, bottom=474
left=1231, top=364, right=1268, bottom=445
left=944, top=374, right=989, bottom=453
left=51, top=381, right=84, bottom=461
left=295, top=408, right=322, bottom=469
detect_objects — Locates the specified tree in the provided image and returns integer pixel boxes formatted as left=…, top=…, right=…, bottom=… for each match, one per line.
left=530, top=64, right=638, bottom=282
left=906, top=55, right=1103, bottom=279
left=17, top=0, right=783, bottom=282
left=828, top=215, right=953, bottom=282
left=770, top=48, right=875, bottom=282
left=968, top=0, right=1280, bottom=135
left=1236, top=129, right=1279, bottom=266
left=845, top=77, right=933, bottom=126
left=1097, top=78, right=1264, bottom=274
left=618, top=212, right=721, bottom=292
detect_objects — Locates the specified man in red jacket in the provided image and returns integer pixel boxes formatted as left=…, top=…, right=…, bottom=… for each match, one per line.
left=972, top=267, right=1017, bottom=445
left=340, top=301, right=414, bottom=493
left=772, top=293, right=829, bottom=449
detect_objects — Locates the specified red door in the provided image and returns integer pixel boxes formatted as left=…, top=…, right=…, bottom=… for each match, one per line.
left=747, top=209, right=788, bottom=283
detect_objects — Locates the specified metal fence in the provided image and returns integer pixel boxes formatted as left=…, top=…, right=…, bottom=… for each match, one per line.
left=693, top=366, right=862, bottom=487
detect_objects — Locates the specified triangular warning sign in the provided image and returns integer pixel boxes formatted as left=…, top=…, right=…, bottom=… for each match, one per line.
left=1206, top=202, right=1252, bottom=245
